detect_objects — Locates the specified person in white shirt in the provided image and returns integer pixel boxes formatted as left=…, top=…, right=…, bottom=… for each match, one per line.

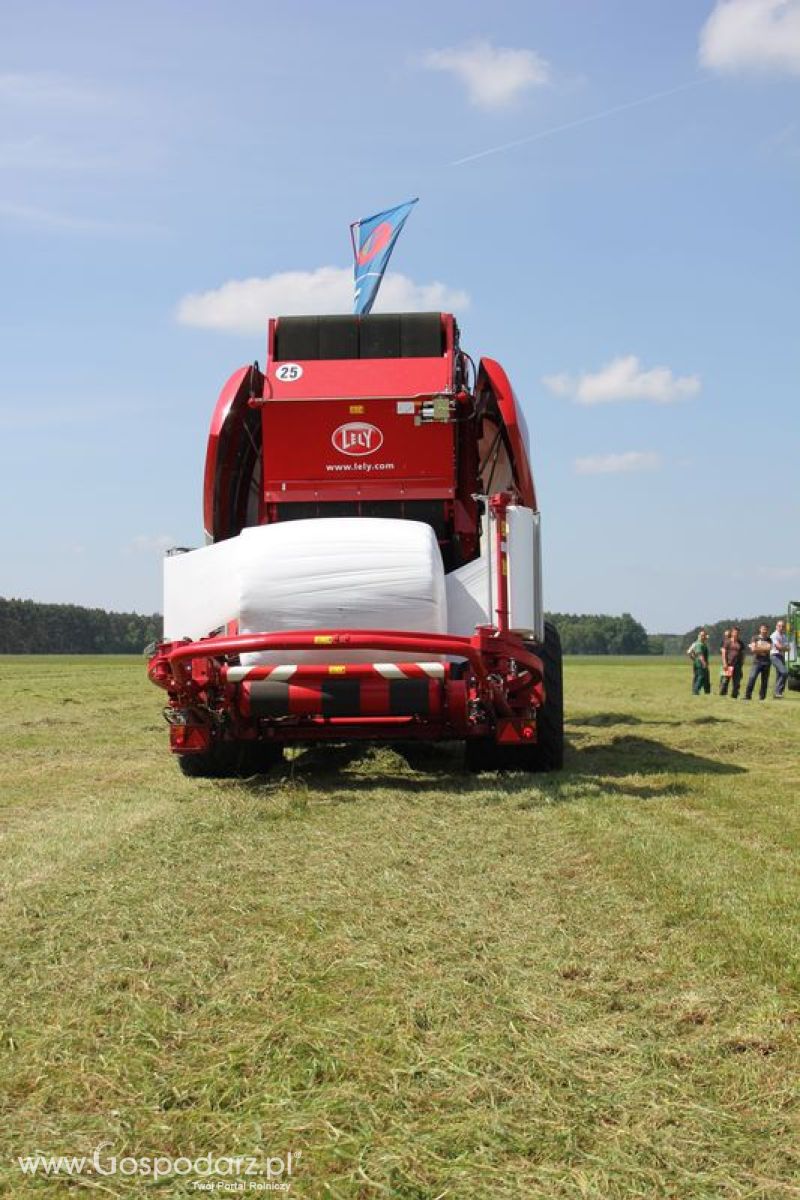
left=771, top=620, right=789, bottom=698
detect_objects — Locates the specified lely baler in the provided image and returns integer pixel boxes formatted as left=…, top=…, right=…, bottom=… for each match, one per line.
left=148, top=312, right=563, bottom=774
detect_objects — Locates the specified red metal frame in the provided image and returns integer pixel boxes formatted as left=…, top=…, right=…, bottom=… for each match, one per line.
left=492, top=492, right=510, bottom=632
left=148, top=625, right=544, bottom=754
left=203, top=365, right=255, bottom=541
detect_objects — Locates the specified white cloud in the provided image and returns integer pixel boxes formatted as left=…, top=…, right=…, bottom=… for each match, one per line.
left=699, top=0, right=800, bottom=74
left=176, top=267, right=470, bottom=335
left=574, top=451, right=661, bottom=475
left=542, top=355, right=700, bottom=405
left=423, top=39, right=550, bottom=109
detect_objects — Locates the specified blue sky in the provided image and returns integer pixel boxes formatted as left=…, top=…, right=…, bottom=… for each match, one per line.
left=1, top=0, right=798, bottom=632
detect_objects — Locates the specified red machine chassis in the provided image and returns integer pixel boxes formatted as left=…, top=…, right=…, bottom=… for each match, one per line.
left=148, top=626, right=545, bottom=756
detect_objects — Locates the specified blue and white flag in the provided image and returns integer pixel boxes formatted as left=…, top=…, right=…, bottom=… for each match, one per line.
left=350, top=198, right=418, bottom=316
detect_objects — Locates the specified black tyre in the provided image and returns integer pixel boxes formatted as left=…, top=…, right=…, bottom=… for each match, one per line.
left=464, top=735, right=502, bottom=773
left=521, top=621, right=564, bottom=771
left=463, top=621, right=564, bottom=774
left=178, top=741, right=284, bottom=778
left=236, top=742, right=286, bottom=775
left=788, top=675, right=800, bottom=693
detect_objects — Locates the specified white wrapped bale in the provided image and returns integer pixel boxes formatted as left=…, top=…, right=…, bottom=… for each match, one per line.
left=163, top=517, right=447, bottom=664
left=238, top=518, right=446, bottom=664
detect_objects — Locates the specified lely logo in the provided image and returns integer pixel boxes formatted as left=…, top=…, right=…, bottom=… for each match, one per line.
left=332, top=422, right=384, bottom=457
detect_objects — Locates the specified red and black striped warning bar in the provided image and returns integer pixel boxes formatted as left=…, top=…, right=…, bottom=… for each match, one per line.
left=226, top=663, right=448, bottom=720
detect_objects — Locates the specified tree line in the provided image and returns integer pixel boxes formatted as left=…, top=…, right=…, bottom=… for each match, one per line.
left=0, top=597, right=784, bottom=657
left=1, top=599, right=654, bottom=656
left=541, top=614, right=783, bottom=656
left=0, top=598, right=161, bottom=654
left=547, top=612, right=651, bottom=655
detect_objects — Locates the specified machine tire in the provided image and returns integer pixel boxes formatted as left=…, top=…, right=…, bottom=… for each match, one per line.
left=178, top=741, right=285, bottom=778
left=238, top=742, right=286, bottom=774
left=520, top=621, right=564, bottom=772
left=178, top=747, right=229, bottom=778
left=465, top=622, right=564, bottom=774
left=464, top=735, right=502, bottom=773
left=788, top=675, right=800, bottom=693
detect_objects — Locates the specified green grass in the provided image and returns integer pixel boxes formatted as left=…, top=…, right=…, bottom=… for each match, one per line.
left=1, top=655, right=798, bottom=1198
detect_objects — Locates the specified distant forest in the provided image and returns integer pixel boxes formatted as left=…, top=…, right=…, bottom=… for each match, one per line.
left=0, top=598, right=785, bottom=656
left=555, top=615, right=784, bottom=657
left=0, top=598, right=161, bottom=654
left=547, top=612, right=650, bottom=655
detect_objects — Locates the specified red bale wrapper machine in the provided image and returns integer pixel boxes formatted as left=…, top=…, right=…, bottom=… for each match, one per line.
left=148, top=312, right=563, bottom=774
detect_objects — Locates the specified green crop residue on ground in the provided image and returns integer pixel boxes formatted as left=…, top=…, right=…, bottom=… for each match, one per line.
left=1, top=656, right=798, bottom=1198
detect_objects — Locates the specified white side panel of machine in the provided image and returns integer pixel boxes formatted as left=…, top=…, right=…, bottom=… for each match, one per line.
left=238, top=518, right=447, bottom=664
left=506, top=506, right=543, bottom=641
left=163, top=539, right=241, bottom=641
left=445, top=514, right=493, bottom=636
left=445, top=556, right=491, bottom=636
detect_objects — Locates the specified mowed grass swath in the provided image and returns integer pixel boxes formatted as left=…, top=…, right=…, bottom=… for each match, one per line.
left=1, top=655, right=799, bottom=1198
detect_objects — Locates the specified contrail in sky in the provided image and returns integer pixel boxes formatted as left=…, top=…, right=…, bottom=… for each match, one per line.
left=450, top=79, right=707, bottom=166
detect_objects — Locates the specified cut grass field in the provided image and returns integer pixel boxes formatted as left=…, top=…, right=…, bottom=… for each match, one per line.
left=1, top=654, right=799, bottom=1198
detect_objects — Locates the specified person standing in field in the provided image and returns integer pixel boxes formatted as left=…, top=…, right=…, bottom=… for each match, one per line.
left=719, top=628, right=731, bottom=693
left=771, top=619, right=789, bottom=698
left=720, top=626, right=745, bottom=699
left=686, top=629, right=710, bottom=695
left=744, top=624, right=772, bottom=701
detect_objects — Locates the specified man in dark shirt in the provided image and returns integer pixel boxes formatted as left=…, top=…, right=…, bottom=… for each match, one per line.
left=720, top=625, right=744, bottom=698
left=744, top=624, right=771, bottom=701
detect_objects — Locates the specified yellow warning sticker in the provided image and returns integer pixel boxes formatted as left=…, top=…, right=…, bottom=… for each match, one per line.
left=328, top=665, right=346, bottom=674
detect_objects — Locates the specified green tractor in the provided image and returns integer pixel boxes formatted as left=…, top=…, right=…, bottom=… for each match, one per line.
left=788, top=601, right=800, bottom=692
